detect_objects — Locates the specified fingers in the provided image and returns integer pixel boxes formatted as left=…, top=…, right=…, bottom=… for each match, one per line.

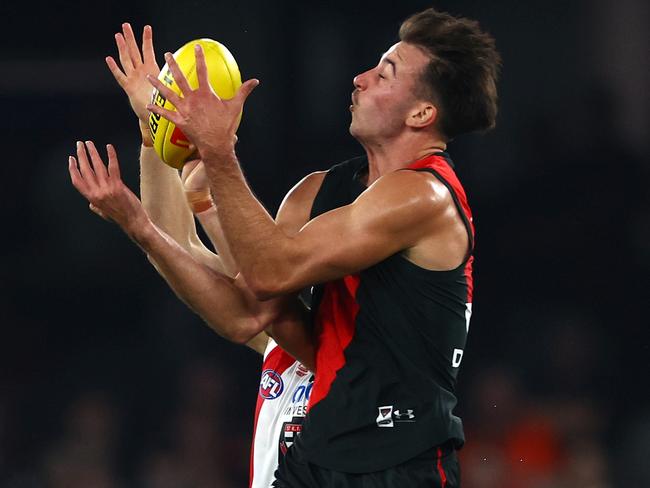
left=236, top=78, right=260, bottom=104
left=114, top=32, right=134, bottom=74
left=122, top=22, right=144, bottom=67
left=68, top=155, right=87, bottom=193
left=69, top=143, right=125, bottom=224
left=163, top=52, right=193, bottom=96
left=106, top=143, right=122, bottom=180
left=105, top=56, right=128, bottom=88
left=76, top=141, right=97, bottom=185
left=191, top=161, right=207, bottom=182
left=84, top=141, right=109, bottom=182
left=146, top=101, right=184, bottom=126
left=142, top=25, right=157, bottom=67
left=194, top=44, right=213, bottom=96
left=147, top=75, right=184, bottom=109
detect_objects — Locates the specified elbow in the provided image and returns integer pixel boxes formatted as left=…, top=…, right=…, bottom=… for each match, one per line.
left=212, top=318, right=260, bottom=345
left=247, top=274, right=291, bottom=301
left=244, top=259, right=296, bottom=300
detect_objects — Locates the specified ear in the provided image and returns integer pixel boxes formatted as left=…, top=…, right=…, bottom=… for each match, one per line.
left=405, top=102, right=437, bottom=129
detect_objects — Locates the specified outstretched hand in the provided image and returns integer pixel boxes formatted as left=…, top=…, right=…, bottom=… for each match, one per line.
left=146, top=44, right=259, bottom=161
left=106, top=23, right=160, bottom=125
left=68, top=141, right=150, bottom=236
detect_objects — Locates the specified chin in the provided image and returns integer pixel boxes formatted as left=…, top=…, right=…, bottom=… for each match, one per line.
left=349, top=119, right=364, bottom=139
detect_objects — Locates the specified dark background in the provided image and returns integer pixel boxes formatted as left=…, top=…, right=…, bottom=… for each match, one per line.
left=1, top=0, right=648, bottom=487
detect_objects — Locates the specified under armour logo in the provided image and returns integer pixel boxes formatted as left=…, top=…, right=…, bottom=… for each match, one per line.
left=394, top=409, right=415, bottom=420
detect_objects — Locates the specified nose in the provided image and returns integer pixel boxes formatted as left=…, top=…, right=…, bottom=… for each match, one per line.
left=353, top=69, right=369, bottom=90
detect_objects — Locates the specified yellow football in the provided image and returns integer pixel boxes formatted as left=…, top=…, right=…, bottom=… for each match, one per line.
left=148, top=39, right=242, bottom=169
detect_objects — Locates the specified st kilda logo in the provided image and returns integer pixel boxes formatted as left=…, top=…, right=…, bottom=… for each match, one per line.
left=278, top=418, right=303, bottom=462
left=259, top=370, right=284, bottom=400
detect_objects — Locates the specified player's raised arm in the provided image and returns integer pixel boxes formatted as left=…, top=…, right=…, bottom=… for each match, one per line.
left=105, top=23, right=159, bottom=142
left=227, top=168, right=454, bottom=299
left=68, top=141, right=281, bottom=345
left=106, top=23, right=224, bottom=272
left=180, top=160, right=238, bottom=276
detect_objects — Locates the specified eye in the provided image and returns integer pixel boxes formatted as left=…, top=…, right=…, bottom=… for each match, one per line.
left=378, top=73, right=386, bottom=79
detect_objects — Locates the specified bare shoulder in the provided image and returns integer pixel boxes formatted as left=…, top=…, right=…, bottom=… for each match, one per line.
left=276, top=171, right=327, bottom=235
left=361, top=169, right=453, bottom=218
left=370, top=171, right=468, bottom=270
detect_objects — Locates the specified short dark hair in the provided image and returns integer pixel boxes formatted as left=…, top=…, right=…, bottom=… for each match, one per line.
left=399, top=8, right=501, bottom=139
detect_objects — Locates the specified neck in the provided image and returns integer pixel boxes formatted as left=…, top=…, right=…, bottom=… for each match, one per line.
left=358, top=132, right=447, bottom=185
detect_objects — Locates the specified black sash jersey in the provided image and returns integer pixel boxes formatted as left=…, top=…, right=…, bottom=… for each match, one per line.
left=296, top=152, right=475, bottom=473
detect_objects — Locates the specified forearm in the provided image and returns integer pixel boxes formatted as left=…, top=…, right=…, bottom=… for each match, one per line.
left=195, top=206, right=238, bottom=276
left=139, top=145, right=223, bottom=272
left=139, top=145, right=196, bottom=248
left=132, top=219, right=263, bottom=343
left=267, top=305, right=315, bottom=371
left=203, top=149, right=292, bottom=296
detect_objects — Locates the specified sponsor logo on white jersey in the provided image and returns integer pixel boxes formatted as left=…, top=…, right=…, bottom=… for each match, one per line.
left=296, top=364, right=310, bottom=377
left=259, top=369, right=284, bottom=400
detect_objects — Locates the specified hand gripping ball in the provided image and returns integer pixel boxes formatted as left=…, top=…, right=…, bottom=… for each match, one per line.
left=148, top=39, right=242, bottom=169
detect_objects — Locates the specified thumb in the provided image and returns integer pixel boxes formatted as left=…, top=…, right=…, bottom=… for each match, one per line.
left=89, top=203, right=111, bottom=222
left=236, top=78, right=260, bottom=104
left=181, top=159, right=202, bottom=183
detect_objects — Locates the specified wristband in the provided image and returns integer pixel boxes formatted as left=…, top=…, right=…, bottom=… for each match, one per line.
left=185, top=189, right=214, bottom=214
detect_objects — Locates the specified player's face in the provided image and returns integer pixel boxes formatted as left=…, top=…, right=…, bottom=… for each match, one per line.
left=349, top=42, right=430, bottom=142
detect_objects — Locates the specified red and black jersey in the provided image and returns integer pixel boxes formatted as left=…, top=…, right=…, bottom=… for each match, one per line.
left=297, top=152, right=474, bottom=473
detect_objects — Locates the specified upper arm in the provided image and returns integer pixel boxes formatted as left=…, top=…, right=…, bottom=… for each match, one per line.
left=269, top=170, right=451, bottom=294
left=275, top=171, right=327, bottom=235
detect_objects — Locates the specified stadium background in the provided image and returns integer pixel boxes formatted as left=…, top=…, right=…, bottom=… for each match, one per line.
left=1, top=0, right=648, bottom=486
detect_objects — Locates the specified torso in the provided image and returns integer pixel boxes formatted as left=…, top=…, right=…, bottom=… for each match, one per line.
left=294, top=153, right=475, bottom=472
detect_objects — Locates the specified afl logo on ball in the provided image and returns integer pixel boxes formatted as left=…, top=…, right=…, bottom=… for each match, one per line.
left=259, top=370, right=284, bottom=400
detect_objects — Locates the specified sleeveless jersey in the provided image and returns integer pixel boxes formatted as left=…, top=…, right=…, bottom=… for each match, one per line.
left=250, top=339, right=313, bottom=487
left=297, top=152, right=475, bottom=473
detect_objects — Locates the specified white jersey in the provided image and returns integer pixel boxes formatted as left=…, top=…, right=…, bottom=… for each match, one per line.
left=250, top=339, right=312, bottom=488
